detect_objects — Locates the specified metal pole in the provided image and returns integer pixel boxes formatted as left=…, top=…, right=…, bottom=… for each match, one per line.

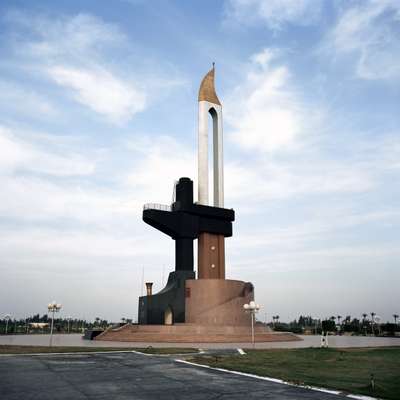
left=251, top=312, right=255, bottom=349
left=49, top=309, right=55, bottom=347
left=141, top=266, right=144, bottom=297
left=67, top=319, right=70, bottom=334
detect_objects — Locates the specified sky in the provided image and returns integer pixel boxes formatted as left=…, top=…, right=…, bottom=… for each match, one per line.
left=0, top=0, right=399, bottom=323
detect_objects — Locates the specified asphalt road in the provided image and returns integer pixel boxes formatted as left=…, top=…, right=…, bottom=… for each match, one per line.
left=0, top=351, right=347, bottom=399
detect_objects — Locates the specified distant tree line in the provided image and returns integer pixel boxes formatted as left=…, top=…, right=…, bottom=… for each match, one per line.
left=0, top=314, right=112, bottom=335
left=266, top=314, right=400, bottom=337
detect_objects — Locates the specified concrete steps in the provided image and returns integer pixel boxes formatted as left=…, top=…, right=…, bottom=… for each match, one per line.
left=96, top=324, right=300, bottom=343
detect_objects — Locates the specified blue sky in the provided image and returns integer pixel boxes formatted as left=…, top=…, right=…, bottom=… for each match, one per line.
left=0, top=0, right=399, bottom=323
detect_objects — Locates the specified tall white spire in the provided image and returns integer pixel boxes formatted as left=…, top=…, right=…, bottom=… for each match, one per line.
left=198, top=65, right=224, bottom=207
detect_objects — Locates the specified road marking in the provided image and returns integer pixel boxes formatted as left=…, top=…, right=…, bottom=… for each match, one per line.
left=130, top=350, right=153, bottom=356
left=0, top=350, right=137, bottom=357
left=175, top=359, right=380, bottom=400
left=131, top=349, right=203, bottom=357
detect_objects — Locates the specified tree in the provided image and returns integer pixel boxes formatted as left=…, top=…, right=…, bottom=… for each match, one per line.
left=361, top=314, right=368, bottom=335
left=322, top=319, right=336, bottom=333
left=394, top=314, right=399, bottom=324
left=362, top=313, right=367, bottom=321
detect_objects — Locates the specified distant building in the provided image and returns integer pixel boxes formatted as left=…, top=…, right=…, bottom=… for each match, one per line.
left=29, top=322, right=49, bottom=329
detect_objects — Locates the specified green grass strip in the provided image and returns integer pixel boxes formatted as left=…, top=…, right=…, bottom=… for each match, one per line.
left=190, top=347, right=400, bottom=400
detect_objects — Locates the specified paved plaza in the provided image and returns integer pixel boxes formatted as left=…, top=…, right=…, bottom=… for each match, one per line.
left=1, top=333, right=400, bottom=348
left=0, top=351, right=348, bottom=400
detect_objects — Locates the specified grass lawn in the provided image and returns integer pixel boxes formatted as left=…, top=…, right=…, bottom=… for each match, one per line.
left=0, top=345, right=197, bottom=355
left=190, top=347, right=400, bottom=400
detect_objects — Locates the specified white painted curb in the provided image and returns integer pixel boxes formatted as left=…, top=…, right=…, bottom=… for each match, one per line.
left=0, top=350, right=138, bottom=357
left=0, top=349, right=202, bottom=358
left=175, top=359, right=381, bottom=400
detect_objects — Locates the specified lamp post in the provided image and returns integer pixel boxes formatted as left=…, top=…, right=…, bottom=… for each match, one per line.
left=243, top=301, right=260, bottom=348
left=48, top=301, right=62, bottom=346
left=4, top=314, right=11, bottom=334
left=370, top=312, right=376, bottom=335
left=67, top=316, right=72, bottom=334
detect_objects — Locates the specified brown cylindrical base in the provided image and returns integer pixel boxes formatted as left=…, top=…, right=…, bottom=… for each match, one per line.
left=185, top=279, right=254, bottom=326
left=198, top=233, right=225, bottom=279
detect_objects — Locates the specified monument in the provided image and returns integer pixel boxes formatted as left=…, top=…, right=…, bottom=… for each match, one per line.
left=96, top=66, right=298, bottom=343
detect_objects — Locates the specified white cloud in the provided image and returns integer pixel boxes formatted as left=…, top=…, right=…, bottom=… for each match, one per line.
left=9, top=12, right=124, bottom=59
left=0, top=126, right=95, bottom=176
left=0, top=128, right=28, bottom=171
left=225, top=0, right=321, bottom=30
left=225, top=157, right=375, bottom=208
left=0, top=126, right=193, bottom=226
left=225, top=48, right=309, bottom=153
left=328, top=0, right=400, bottom=80
left=222, top=48, right=400, bottom=210
left=5, top=12, right=151, bottom=123
left=0, top=80, right=57, bottom=119
left=125, top=135, right=196, bottom=203
left=49, top=66, right=146, bottom=123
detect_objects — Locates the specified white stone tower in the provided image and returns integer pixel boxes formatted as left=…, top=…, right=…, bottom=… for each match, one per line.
left=198, top=63, right=224, bottom=207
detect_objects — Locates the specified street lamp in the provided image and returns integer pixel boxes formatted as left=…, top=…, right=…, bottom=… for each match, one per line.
left=48, top=301, right=62, bottom=346
left=4, top=314, right=11, bottom=334
left=67, top=316, right=72, bottom=334
left=243, top=301, right=260, bottom=348
left=314, top=317, right=319, bottom=335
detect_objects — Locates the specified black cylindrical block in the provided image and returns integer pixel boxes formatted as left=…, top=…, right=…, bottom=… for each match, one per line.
left=175, top=238, right=194, bottom=271
left=175, top=177, right=193, bottom=208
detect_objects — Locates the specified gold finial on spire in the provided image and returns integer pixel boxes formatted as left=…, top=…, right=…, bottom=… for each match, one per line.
left=198, top=64, right=221, bottom=105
